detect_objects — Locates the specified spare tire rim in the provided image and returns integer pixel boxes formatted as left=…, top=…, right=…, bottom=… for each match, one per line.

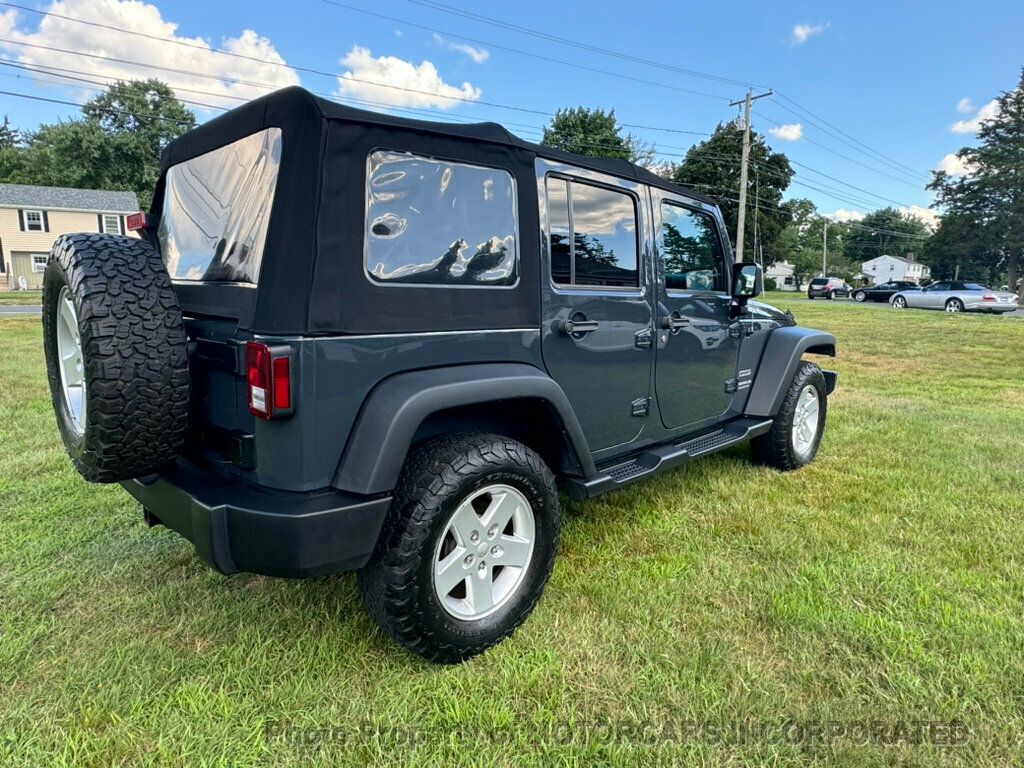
left=432, top=483, right=536, bottom=621
left=791, top=384, right=820, bottom=456
left=56, top=286, right=86, bottom=435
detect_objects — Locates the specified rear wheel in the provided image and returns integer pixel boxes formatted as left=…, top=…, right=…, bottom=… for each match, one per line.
left=892, top=295, right=908, bottom=309
left=359, top=433, right=560, bottom=663
left=945, top=298, right=965, bottom=313
left=751, top=361, right=827, bottom=471
left=828, top=290, right=836, bottom=300
left=854, top=290, right=866, bottom=302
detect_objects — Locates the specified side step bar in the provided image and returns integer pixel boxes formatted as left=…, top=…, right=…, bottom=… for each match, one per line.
left=564, top=417, right=774, bottom=500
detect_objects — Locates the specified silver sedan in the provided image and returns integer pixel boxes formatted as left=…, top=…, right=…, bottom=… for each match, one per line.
left=891, top=280, right=1019, bottom=313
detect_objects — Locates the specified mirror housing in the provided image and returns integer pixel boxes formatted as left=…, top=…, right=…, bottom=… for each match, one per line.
left=731, top=262, right=764, bottom=300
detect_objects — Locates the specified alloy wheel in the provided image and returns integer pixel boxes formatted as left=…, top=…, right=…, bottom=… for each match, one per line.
left=55, top=286, right=86, bottom=435
left=791, top=385, right=821, bottom=457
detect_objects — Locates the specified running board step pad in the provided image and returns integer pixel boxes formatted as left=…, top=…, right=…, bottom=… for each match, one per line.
left=565, top=418, right=774, bottom=500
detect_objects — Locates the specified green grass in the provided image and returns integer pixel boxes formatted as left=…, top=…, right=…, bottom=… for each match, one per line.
left=0, top=291, right=42, bottom=306
left=2, top=299, right=1024, bottom=767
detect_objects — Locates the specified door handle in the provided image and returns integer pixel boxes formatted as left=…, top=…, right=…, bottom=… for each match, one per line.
left=556, top=318, right=600, bottom=335
left=660, top=314, right=690, bottom=330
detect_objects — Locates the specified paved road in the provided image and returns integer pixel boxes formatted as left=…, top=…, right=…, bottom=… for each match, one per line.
left=0, top=305, right=41, bottom=315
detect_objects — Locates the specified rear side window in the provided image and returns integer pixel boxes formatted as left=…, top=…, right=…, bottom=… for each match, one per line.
left=159, top=128, right=282, bottom=284
left=659, top=202, right=725, bottom=291
left=547, top=176, right=639, bottom=288
left=810, top=278, right=828, bottom=286
left=365, top=151, right=518, bottom=287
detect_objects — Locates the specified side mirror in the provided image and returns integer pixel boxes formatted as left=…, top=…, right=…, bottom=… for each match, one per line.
left=731, top=262, right=763, bottom=300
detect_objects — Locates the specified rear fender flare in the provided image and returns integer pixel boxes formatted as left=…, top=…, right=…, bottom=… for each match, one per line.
left=333, top=363, right=595, bottom=495
left=744, top=327, right=837, bottom=418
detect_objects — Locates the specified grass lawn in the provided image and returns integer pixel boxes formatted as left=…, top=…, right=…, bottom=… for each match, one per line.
left=0, top=291, right=42, bottom=306
left=2, top=298, right=1023, bottom=766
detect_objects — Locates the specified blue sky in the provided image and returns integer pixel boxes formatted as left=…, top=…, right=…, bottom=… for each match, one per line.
left=1, top=0, right=1022, bottom=224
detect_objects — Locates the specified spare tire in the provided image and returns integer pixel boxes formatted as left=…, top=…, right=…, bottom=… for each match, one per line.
left=42, top=233, right=190, bottom=483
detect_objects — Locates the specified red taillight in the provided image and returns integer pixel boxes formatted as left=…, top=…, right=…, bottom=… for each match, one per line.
left=126, top=211, right=149, bottom=231
left=982, top=294, right=996, bottom=302
left=247, top=342, right=294, bottom=419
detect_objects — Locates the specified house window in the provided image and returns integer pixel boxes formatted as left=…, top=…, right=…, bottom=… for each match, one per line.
left=31, top=254, right=47, bottom=273
left=547, top=176, right=639, bottom=289
left=24, top=210, right=44, bottom=232
left=102, top=214, right=122, bottom=235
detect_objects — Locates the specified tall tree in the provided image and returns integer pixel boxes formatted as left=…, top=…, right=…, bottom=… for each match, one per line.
left=929, top=68, right=1024, bottom=291
left=668, top=122, right=794, bottom=258
left=0, top=115, right=19, bottom=150
left=841, top=207, right=930, bottom=265
left=1, top=80, right=195, bottom=208
left=541, top=107, right=654, bottom=165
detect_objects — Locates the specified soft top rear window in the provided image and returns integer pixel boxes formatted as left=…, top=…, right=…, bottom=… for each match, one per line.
left=158, top=128, right=282, bottom=284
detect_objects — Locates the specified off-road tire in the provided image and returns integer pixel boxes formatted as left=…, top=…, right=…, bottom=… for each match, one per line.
left=359, top=432, right=560, bottom=664
left=750, top=361, right=827, bottom=471
left=42, top=234, right=189, bottom=483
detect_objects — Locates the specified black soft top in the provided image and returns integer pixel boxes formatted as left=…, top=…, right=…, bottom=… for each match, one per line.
left=157, top=87, right=718, bottom=335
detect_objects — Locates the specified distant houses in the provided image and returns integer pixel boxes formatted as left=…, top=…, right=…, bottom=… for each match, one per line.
left=0, top=184, right=139, bottom=290
left=861, top=253, right=931, bottom=285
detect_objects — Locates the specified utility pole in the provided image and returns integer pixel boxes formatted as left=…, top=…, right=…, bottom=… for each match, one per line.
left=729, top=89, right=773, bottom=263
left=822, top=219, right=828, bottom=276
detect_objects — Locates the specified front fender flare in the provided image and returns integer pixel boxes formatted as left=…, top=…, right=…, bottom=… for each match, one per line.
left=333, top=363, right=595, bottom=495
left=744, top=326, right=837, bottom=418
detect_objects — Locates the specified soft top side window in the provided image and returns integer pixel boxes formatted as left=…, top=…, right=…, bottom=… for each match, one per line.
left=365, top=151, right=518, bottom=287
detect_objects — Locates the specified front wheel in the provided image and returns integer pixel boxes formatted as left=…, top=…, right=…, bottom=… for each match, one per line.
left=945, top=298, right=965, bottom=313
left=751, top=361, right=827, bottom=471
left=828, top=291, right=836, bottom=300
left=892, top=295, right=908, bottom=309
left=854, top=291, right=866, bottom=302
left=359, top=433, right=560, bottom=663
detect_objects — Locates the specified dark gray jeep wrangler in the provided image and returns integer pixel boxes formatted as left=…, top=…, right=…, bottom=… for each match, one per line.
left=42, top=87, right=836, bottom=663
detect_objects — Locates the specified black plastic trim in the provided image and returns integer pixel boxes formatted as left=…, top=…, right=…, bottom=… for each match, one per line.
left=121, top=458, right=391, bottom=578
left=744, top=327, right=837, bottom=418
left=333, top=363, right=595, bottom=495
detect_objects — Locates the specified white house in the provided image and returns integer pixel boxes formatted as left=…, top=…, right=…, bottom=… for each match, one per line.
left=861, top=254, right=931, bottom=285
left=765, top=260, right=798, bottom=291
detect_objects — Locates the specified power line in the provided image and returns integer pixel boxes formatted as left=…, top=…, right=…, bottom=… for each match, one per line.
left=407, top=0, right=763, bottom=89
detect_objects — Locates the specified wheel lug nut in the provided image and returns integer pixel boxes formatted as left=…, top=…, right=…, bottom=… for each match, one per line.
left=464, top=554, right=474, bottom=565
left=487, top=524, right=498, bottom=538
left=478, top=561, right=486, bottom=572
left=491, top=545, right=502, bottom=557
left=469, top=531, right=479, bottom=543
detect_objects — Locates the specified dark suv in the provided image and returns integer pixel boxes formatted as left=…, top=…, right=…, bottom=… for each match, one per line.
left=807, top=277, right=851, bottom=300
left=41, top=87, right=837, bottom=663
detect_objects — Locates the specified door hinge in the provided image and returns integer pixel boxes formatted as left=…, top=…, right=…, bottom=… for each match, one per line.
left=634, top=327, right=653, bottom=349
left=631, top=397, right=650, bottom=417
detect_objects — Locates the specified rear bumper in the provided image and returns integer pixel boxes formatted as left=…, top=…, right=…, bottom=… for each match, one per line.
left=121, top=459, right=391, bottom=578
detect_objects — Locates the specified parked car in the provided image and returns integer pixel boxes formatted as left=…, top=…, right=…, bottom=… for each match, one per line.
left=40, top=87, right=838, bottom=664
left=807, top=277, right=851, bottom=300
left=851, top=280, right=920, bottom=303
left=891, top=281, right=1019, bottom=313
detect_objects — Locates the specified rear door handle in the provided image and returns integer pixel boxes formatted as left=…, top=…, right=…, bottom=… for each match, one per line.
left=556, top=318, right=600, bottom=335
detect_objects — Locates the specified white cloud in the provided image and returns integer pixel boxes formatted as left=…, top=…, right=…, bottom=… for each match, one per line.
left=768, top=122, right=803, bottom=141
left=791, top=23, right=827, bottom=45
left=951, top=98, right=999, bottom=134
left=449, top=42, right=489, bottom=64
left=335, top=45, right=481, bottom=109
left=0, top=0, right=300, bottom=110
left=956, top=97, right=974, bottom=114
left=829, top=208, right=866, bottom=223
left=900, top=205, right=939, bottom=231
left=935, top=152, right=972, bottom=177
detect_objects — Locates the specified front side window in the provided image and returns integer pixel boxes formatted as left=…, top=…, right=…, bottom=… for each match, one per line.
left=31, top=254, right=47, bottom=272
left=365, top=151, right=518, bottom=287
left=102, top=214, right=122, bottom=235
left=659, top=202, right=725, bottom=291
left=24, top=210, right=43, bottom=231
left=159, top=127, right=282, bottom=284
left=547, top=177, right=638, bottom=288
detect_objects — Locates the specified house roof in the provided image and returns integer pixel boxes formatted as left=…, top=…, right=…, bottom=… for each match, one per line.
left=865, top=254, right=917, bottom=265
left=0, top=183, right=138, bottom=213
